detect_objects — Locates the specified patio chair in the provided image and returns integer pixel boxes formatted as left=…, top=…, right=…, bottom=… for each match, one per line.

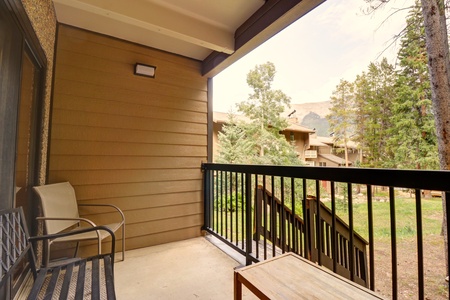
left=33, top=181, right=125, bottom=266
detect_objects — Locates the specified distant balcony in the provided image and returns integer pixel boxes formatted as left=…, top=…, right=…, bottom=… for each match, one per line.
left=305, top=150, right=318, bottom=158
left=202, top=163, right=450, bottom=300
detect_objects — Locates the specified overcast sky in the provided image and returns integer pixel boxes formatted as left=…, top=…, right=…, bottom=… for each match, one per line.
left=212, top=0, right=412, bottom=113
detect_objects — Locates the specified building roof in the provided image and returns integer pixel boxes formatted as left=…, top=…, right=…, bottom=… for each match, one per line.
left=213, top=112, right=249, bottom=124
left=285, top=123, right=315, bottom=133
left=317, top=136, right=333, bottom=145
left=317, top=136, right=359, bottom=149
left=309, top=137, right=328, bottom=147
left=319, top=153, right=352, bottom=165
left=213, top=112, right=314, bottom=133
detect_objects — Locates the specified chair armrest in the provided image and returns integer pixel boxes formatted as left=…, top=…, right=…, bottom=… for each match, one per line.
left=36, top=216, right=98, bottom=227
left=78, top=203, right=125, bottom=223
left=29, top=226, right=116, bottom=257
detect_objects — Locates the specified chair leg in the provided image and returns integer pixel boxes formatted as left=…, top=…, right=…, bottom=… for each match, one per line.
left=44, top=240, right=50, bottom=267
left=121, top=224, right=125, bottom=261
left=73, top=241, right=80, bottom=257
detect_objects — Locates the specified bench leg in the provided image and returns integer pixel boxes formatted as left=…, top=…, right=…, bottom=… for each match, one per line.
left=234, top=272, right=242, bottom=300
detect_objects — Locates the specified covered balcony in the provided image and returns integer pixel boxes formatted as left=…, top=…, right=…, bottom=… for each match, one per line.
left=1, top=0, right=449, bottom=299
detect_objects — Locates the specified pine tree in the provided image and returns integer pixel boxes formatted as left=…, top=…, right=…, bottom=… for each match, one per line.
left=237, top=62, right=300, bottom=165
left=353, top=72, right=370, bottom=166
left=387, top=4, right=438, bottom=170
left=327, top=79, right=355, bottom=167
left=216, top=111, right=253, bottom=164
left=362, top=59, right=396, bottom=168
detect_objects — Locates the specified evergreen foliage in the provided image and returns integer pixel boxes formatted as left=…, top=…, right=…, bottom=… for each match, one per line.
left=387, top=4, right=438, bottom=170
left=327, top=79, right=355, bottom=167
left=218, top=62, right=301, bottom=166
left=216, top=111, right=253, bottom=164
left=327, top=3, right=438, bottom=170
left=354, top=59, right=396, bottom=168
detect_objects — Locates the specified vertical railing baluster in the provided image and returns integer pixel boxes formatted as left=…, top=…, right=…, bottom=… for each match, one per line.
left=212, top=170, right=215, bottom=232
left=234, top=172, right=239, bottom=247
left=389, top=186, right=398, bottom=300
left=225, top=172, right=228, bottom=239
left=271, top=176, right=276, bottom=258
left=255, top=174, right=260, bottom=259
left=220, top=171, right=223, bottom=236
left=281, top=177, right=285, bottom=253
left=316, top=180, right=321, bottom=266
left=245, top=172, right=252, bottom=265
left=215, top=170, right=219, bottom=233
left=230, top=172, right=234, bottom=244
left=415, top=189, right=424, bottom=300
left=202, top=166, right=210, bottom=231
left=302, top=178, right=308, bottom=259
left=263, top=176, right=267, bottom=260
left=241, top=172, right=245, bottom=250
left=367, top=184, right=375, bottom=291
left=291, top=177, right=296, bottom=254
left=331, top=181, right=337, bottom=273
left=446, top=192, right=450, bottom=300
left=348, top=183, right=354, bottom=282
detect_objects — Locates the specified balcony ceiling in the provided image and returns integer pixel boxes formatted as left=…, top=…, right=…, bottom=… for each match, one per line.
left=53, top=0, right=325, bottom=76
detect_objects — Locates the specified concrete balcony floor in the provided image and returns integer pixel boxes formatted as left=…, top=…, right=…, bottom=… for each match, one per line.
left=115, top=235, right=256, bottom=299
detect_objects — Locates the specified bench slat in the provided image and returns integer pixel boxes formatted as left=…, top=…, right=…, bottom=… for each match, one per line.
left=27, top=268, right=48, bottom=300
left=104, top=256, right=116, bottom=300
left=59, top=262, right=74, bottom=300
left=92, top=257, right=100, bottom=300
left=44, top=267, right=61, bottom=300
left=75, top=260, right=86, bottom=300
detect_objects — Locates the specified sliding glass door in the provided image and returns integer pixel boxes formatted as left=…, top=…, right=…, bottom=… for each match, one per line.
left=0, top=1, right=45, bottom=297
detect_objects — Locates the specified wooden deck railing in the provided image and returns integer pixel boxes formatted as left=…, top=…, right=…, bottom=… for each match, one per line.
left=254, top=186, right=369, bottom=287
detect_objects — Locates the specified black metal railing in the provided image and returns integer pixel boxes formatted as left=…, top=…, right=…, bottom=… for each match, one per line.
left=202, top=163, right=450, bottom=300
left=254, top=186, right=369, bottom=286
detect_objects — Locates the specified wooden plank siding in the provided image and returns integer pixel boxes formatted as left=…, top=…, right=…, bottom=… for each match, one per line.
left=48, top=25, right=208, bottom=255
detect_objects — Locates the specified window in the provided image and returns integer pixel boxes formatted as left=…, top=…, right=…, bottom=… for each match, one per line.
left=319, top=162, right=327, bottom=167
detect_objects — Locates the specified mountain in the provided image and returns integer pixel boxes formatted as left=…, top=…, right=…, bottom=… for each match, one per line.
left=301, top=112, right=329, bottom=136
left=290, top=101, right=331, bottom=120
left=289, top=101, right=331, bottom=136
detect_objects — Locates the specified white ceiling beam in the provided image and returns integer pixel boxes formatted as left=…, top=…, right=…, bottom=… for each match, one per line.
left=53, top=0, right=235, bottom=54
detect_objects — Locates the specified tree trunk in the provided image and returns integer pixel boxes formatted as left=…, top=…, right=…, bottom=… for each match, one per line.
left=344, top=145, right=349, bottom=167
left=420, top=0, right=450, bottom=276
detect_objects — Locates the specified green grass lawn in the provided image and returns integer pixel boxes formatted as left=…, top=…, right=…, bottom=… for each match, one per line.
left=325, top=195, right=443, bottom=242
left=211, top=191, right=444, bottom=243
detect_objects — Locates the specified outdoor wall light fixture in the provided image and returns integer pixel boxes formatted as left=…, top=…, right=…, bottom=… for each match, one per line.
left=134, top=63, right=156, bottom=78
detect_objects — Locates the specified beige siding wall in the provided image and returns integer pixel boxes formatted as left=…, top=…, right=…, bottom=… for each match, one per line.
left=49, top=25, right=207, bottom=254
left=282, top=131, right=308, bottom=160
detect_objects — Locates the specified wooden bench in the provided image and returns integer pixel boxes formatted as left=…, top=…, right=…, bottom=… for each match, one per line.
left=0, top=207, right=116, bottom=300
left=234, top=253, right=383, bottom=300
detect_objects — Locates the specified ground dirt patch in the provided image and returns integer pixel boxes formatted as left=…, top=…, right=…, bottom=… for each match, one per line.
left=373, top=234, right=448, bottom=299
